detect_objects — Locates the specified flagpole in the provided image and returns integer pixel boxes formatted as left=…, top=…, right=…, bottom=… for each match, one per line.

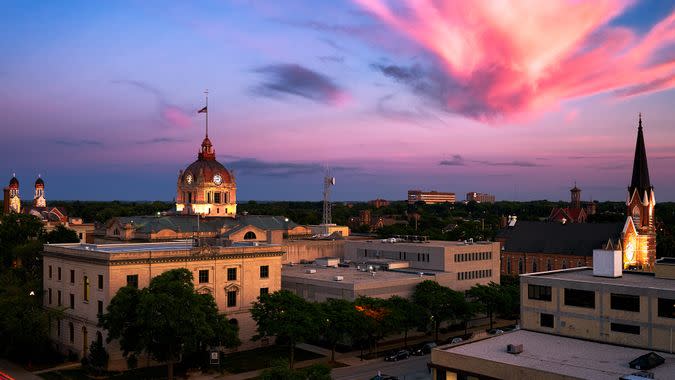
left=205, top=89, right=209, bottom=138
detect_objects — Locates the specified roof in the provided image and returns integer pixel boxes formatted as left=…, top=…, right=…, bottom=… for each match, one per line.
left=282, top=264, right=434, bottom=284
left=436, top=330, right=675, bottom=380
left=497, top=220, right=622, bottom=256
left=112, top=214, right=299, bottom=234
left=521, top=267, right=675, bottom=291
left=630, top=115, right=652, bottom=194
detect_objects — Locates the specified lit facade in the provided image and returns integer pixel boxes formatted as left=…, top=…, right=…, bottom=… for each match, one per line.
left=407, top=190, right=456, bottom=205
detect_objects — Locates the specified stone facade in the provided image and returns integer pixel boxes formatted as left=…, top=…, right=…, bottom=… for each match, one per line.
left=43, top=241, right=283, bottom=370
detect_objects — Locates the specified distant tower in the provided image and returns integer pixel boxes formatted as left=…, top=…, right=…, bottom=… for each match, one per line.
left=623, top=113, right=656, bottom=271
left=322, top=169, right=335, bottom=225
left=3, top=174, right=21, bottom=214
left=34, top=175, right=46, bottom=208
left=570, top=182, right=581, bottom=210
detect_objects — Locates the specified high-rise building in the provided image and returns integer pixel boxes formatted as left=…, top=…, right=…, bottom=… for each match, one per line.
left=465, top=192, right=496, bottom=204
left=407, top=190, right=456, bottom=204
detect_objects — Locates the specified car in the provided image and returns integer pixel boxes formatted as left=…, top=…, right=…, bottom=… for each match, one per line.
left=411, top=342, right=437, bottom=355
left=384, top=350, right=410, bottom=361
left=450, top=337, right=463, bottom=344
left=370, top=375, right=399, bottom=380
left=488, top=328, right=504, bottom=335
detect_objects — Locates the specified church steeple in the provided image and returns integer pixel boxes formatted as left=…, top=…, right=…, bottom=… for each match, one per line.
left=629, top=113, right=652, bottom=195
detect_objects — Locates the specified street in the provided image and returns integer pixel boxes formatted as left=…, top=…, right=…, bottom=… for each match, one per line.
left=332, top=354, right=431, bottom=380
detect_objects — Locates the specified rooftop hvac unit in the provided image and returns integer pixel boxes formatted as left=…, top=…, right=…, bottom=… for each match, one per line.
left=305, top=269, right=317, bottom=274
left=506, top=344, right=523, bottom=354
left=334, top=276, right=344, bottom=281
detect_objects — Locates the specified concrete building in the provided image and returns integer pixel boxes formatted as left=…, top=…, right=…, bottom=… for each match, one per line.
left=465, top=192, right=495, bottom=204
left=407, top=190, right=456, bottom=205
left=282, top=263, right=453, bottom=302
left=520, top=256, right=675, bottom=352
left=43, top=241, right=284, bottom=369
left=430, top=329, right=675, bottom=380
left=307, top=224, right=350, bottom=237
left=345, top=239, right=500, bottom=291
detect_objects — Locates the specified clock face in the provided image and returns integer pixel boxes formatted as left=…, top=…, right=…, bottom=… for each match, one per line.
left=213, top=174, right=223, bottom=185
left=185, top=174, right=193, bottom=184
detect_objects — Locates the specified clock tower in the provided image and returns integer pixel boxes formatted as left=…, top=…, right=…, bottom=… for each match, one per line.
left=3, top=175, right=21, bottom=214
left=34, top=176, right=46, bottom=208
left=175, top=97, right=237, bottom=217
left=622, top=114, right=656, bottom=271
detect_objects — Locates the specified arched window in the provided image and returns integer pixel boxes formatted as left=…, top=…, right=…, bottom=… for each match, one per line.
left=562, top=259, right=567, bottom=269
left=518, top=258, right=524, bottom=274
left=113, top=228, right=120, bottom=236
left=244, top=231, right=257, bottom=240
left=532, top=260, right=538, bottom=273
left=229, top=318, right=238, bottom=326
left=68, top=322, right=74, bottom=343
left=506, top=257, right=512, bottom=274
left=96, top=331, right=103, bottom=345
left=577, top=260, right=583, bottom=267
left=547, top=259, right=553, bottom=271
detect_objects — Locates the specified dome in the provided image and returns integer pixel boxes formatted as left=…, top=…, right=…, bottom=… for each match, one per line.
left=35, top=177, right=44, bottom=187
left=9, top=176, right=19, bottom=189
left=183, top=159, right=233, bottom=185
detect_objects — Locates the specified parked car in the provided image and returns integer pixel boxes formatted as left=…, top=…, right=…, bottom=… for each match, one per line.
left=370, top=375, right=399, bottom=380
left=450, top=337, right=463, bottom=344
left=384, top=350, right=410, bottom=361
left=488, top=329, right=504, bottom=335
left=411, top=342, right=437, bottom=355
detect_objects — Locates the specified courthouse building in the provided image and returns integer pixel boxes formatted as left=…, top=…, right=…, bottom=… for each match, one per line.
left=43, top=241, right=283, bottom=369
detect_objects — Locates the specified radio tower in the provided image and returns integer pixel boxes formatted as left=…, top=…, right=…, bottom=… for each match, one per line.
left=322, top=168, right=335, bottom=225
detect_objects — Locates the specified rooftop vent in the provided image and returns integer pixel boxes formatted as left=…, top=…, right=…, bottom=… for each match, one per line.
left=305, top=269, right=317, bottom=274
left=506, top=344, right=523, bottom=354
left=334, top=276, right=344, bottom=281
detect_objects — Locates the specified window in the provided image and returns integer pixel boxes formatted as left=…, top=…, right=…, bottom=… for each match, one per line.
left=69, top=293, right=75, bottom=309
left=49, top=265, right=52, bottom=279
left=69, top=322, right=74, bottom=343
left=96, top=331, right=103, bottom=345
left=83, top=276, right=90, bottom=302
left=227, top=291, right=237, bottom=307
left=126, top=274, right=139, bottom=288
left=98, top=275, right=103, bottom=290
left=78, top=233, right=83, bottom=240
left=199, top=270, right=209, bottom=284
left=518, top=258, right=524, bottom=274
left=214, top=192, right=221, bottom=203
left=577, top=260, right=583, bottom=268
left=658, top=298, right=675, bottom=318
left=564, top=288, right=595, bottom=309
left=611, top=322, right=640, bottom=335
left=48, top=288, right=52, bottom=304
left=506, top=257, right=512, bottom=274
left=70, top=270, right=75, bottom=284
left=562, top=259, right=567, bottom=270
left=58, top=290, right=62, bottom=306
left=260, top=265, right=269, bottom=279
left=227, top=268, right=237, bottom=281
left=611, top=293, right=640, bottom=312
left=260, top=287, right=269, bottom=297
left=58, top=267, right=62, bottom=281
left=532, top=260, right=538, bottom=272
left=98, top=300, right=103, bottom=316
left=547, top=259, right=553, bottom=271
left=528, top=285, right=552, bottom=301
left=244, top=231, right=257, bottom=240
left=540, top=313, right=554, bottom=328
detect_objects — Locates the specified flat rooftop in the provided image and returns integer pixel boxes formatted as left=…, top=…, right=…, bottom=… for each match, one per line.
left=348, top=239, right=497, bottom=248
left=45, top=241, right=279, bottom=253
left=439, top=330, right=675, bottom=380
left=522, top=267, right=675, bottom=291
left=282, top=264, right=436, bottom=284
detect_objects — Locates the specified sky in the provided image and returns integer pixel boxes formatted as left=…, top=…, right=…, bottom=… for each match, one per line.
left=2, top=0, right=675, bottom=202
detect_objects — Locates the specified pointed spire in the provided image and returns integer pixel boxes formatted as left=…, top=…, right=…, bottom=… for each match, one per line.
left=630, top=113, right=651, bottom=194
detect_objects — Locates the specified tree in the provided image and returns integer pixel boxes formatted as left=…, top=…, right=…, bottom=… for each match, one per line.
left=412, top=281, right=462, bottom=342
left=386, top=296, right=421, bottom=348
left=353, top=296, right=392, bottom=356
left=44, top=225, right=79, bottom=244
left=0, top=213, right=43, bottom=269
left=85, top=339, right=109, bottom=375
left=251, top=290, right=318, bottom=369
left=319, top=298, right=356, bottom=362
left=259, top=360, right=331, bottom=380
left=468, top=282, right=503, bottom=330
left=99, top=269, right=239, bottom=380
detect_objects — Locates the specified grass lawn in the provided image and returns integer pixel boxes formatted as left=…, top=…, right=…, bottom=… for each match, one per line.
left=222, top=345, right=324, bottom=374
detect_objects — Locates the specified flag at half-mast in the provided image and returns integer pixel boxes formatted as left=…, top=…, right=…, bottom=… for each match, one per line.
left=198, top=106, right=207, bottom=113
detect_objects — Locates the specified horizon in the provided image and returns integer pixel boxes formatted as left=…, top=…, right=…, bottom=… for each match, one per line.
left=2, top=1, right=675, bottom=201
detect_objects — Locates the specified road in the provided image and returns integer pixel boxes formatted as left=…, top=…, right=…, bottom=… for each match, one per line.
left=333, top=355, right=431, bottom=380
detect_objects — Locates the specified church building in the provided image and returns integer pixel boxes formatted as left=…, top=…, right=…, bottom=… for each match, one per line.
left=499, top=114, right=657, bottom=274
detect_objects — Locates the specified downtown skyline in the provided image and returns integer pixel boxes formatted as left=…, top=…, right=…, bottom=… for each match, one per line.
left=2, top=0, right=675, bottom=202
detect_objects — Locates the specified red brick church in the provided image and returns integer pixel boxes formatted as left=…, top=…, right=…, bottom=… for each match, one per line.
left=498, top=115, right=657, bottom=274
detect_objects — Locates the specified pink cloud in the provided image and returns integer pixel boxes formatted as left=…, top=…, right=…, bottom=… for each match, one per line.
left=162, top=106, right=193, bottom=129
left=565, top=109, right=579, bottom=123
left=355, top=0, right=675, bottom=121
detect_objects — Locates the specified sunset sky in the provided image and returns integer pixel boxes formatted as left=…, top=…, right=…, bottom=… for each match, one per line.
left=2, top=0, right=675, bottom=202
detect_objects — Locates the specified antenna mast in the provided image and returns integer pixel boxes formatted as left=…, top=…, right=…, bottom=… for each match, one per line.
left=322, top=168, right=335, bottom=225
